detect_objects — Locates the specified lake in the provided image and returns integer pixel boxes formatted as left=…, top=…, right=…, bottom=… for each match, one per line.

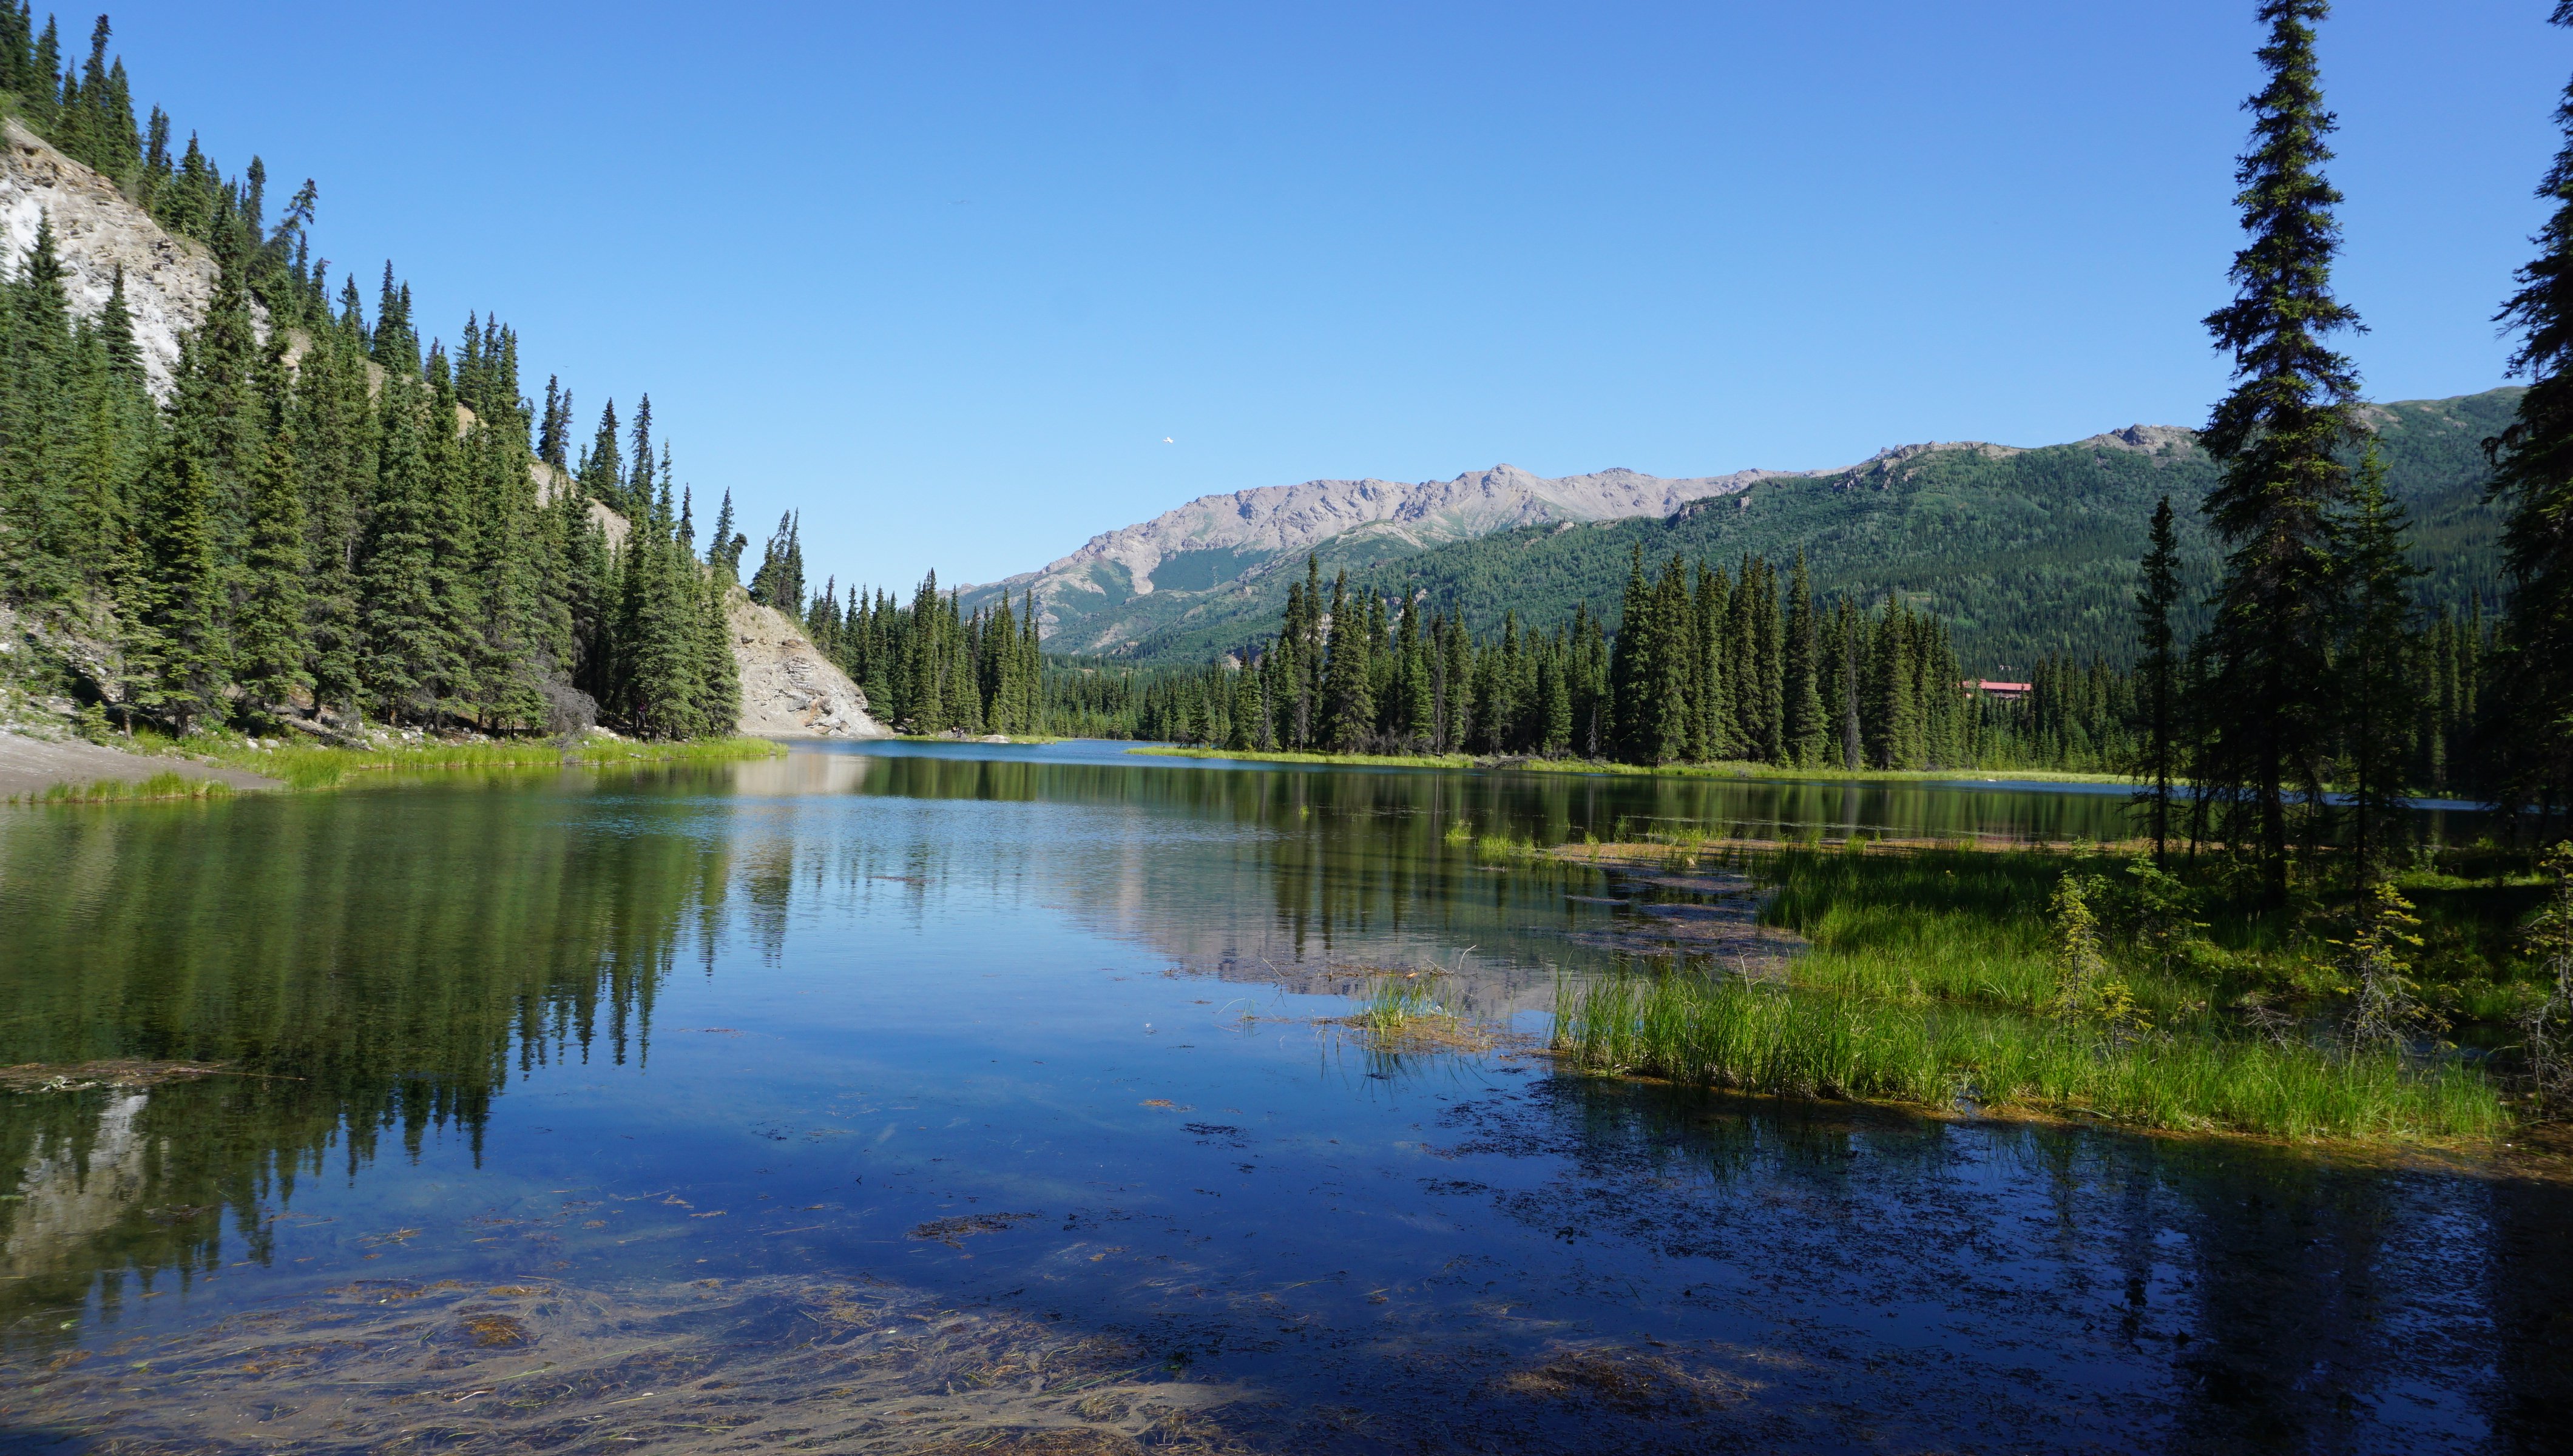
left=0, top=741, right=2561, bottom=1454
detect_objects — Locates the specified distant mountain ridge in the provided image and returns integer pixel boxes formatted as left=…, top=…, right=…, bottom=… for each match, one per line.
left=957, top=462, right=1813, bottom=651
left=962, top=392, right=2516, bottom=669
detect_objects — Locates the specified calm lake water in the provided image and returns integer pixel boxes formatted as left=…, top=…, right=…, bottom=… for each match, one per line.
left=0, top=742, right=2561, bottom=1454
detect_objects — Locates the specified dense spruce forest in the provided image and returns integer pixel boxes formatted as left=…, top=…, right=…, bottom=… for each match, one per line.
left=0, top=10, right=742, bottom=739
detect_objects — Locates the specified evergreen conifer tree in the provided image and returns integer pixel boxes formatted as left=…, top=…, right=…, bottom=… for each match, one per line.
left=1608, top=546, right=1654, bottom=761
left=1784, top=551, right=1827, bottom=766
left=2339, top=446, right=2420, bottom=877
left=358, top=372, right=447, bottom=721
left=578, top=399, right=621, bottom=507
left=1323, top=570, right=1374, bottom=750
left=134, top=452, right=228, bottom=728
left=2133, top=496, right=2186, bottom=864
left=233, top=428, right=310, bottom=719
left=2487, top=1, right=2573, bottom=829
left=2197, top=0, right=2365, bottom=900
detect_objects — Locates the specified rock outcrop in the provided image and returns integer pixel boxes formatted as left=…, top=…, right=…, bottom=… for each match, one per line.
left=728, top=588, right=891, bottom=739
left=1, top=119, right=227, bottom=398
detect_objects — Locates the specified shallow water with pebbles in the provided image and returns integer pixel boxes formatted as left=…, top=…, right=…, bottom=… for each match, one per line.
left=0, top=741, right=2559, bottom=1454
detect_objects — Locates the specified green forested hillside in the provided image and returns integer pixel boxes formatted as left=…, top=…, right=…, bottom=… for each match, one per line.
left=0, top=11, right=744, bottom=740
left=1120, top=389, right=2517, bottom=673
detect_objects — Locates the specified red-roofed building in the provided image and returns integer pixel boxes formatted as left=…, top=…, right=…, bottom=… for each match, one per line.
left=1963, top=679, right=2032, bottom=701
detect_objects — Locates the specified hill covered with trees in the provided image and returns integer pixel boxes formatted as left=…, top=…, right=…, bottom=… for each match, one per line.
left=0, top=10, right=755, bottom=741
left=1098, top=390, right=2514, bottom=675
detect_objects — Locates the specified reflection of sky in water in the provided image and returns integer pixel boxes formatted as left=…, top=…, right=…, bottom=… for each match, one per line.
left=0, top=745, right=2558, bottom=1453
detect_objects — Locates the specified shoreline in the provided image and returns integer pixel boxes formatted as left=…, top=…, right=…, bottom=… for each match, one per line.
left=2, top=727, right=782, bottom=800
left=0, top=730, right=281, bottom=799
left=1125, top=743, right=2132, bottom=786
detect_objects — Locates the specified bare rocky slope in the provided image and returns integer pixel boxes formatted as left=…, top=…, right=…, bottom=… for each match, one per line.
left=728, top=586, right=890, bottom=739
left=1, top=118, right=223, bottom=397
left=4, top=123, right=869, bottom=739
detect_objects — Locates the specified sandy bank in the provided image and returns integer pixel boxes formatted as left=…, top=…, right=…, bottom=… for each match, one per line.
left=0, top=732, right=280, bottom=797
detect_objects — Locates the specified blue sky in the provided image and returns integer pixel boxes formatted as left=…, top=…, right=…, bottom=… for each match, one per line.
left=84, top=1, right=2573, bottom=590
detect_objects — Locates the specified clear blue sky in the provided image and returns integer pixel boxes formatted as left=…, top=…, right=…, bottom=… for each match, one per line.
left=84, top=1, right=2573, bottom=591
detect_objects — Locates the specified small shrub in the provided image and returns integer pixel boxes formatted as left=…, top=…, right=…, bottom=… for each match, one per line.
left=2520, top=843, right=2573, bottom=1117
left=2340, top=880, right=2443, bottom=1054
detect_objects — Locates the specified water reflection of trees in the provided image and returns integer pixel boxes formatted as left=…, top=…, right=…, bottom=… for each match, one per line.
left=0, top=786, right=726, bottom=1343
left=1524, top=1077, right=2568, bottom=1449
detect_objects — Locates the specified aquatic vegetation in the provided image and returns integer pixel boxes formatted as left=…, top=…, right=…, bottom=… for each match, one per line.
left=1553, top=973, right=2506, bottom=1142
left=0, top=1059, right=226, bottom=1093
left=1355, top=972, right=1445, bottom=1036
left=1551, top=841, right=2520, bottom=1143
left=1334, top=970, right=1501, bottom=1055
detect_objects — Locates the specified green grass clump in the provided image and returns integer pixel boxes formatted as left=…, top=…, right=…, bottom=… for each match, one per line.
left=1356, top=973, right=1445, bottom=1035
left=22, top=772, right=234, bottom=805
left=125, top=729, right=783, bottom=792
left=1545, top=841, right=2524, bottom=1144
left=1553, top=974, right=2506, bottom=1142
left=1748, top=846, right=2227, bottom=1020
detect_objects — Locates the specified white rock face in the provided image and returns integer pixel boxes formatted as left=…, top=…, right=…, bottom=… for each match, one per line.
left=728, top=587, right=891, bottom=739
left=532, top=459, right=632, bottom=550
left=0, top=119, right=225, bottom=398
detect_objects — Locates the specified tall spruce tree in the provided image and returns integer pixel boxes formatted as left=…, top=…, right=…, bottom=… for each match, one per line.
left=2487, top=1, right=2573, bottom=832
left=1783, top=551, right=1827, bottom=766
left=2339, top=447, right=2419, bottom=878
left=2132, top=496, right=2185, bottom=865
left=2196, top=0, right=2365, bottom=901
left=1322, top=570, right=1374, bottom=751
left=233, top=428, right=310, bottom=719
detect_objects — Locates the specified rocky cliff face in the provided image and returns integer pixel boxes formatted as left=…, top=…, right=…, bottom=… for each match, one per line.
left=0, top=119, right=226, bottom=398
left=728, top=587, right=890, bottom=739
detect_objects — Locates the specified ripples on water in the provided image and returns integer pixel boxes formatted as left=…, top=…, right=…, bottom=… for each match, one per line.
left=0, top=742, right=2561, bottom=1454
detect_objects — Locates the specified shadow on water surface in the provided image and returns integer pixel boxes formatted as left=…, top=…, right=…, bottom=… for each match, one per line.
left=0, top=747, right=2561, bottom=1453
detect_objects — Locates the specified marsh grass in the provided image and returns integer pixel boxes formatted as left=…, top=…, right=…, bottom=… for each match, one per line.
left=1355, top=972, right=1444, bottom=1035
left=19, top=772, right=234, bottom=804
left=1553, top=974, right=2506, bottom=1142
left=1336, top=971, right=1499, bottom=1054
left=1548, top=840, right=2517, bottom=1142
left=128, top=730, right=783, bottom=790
